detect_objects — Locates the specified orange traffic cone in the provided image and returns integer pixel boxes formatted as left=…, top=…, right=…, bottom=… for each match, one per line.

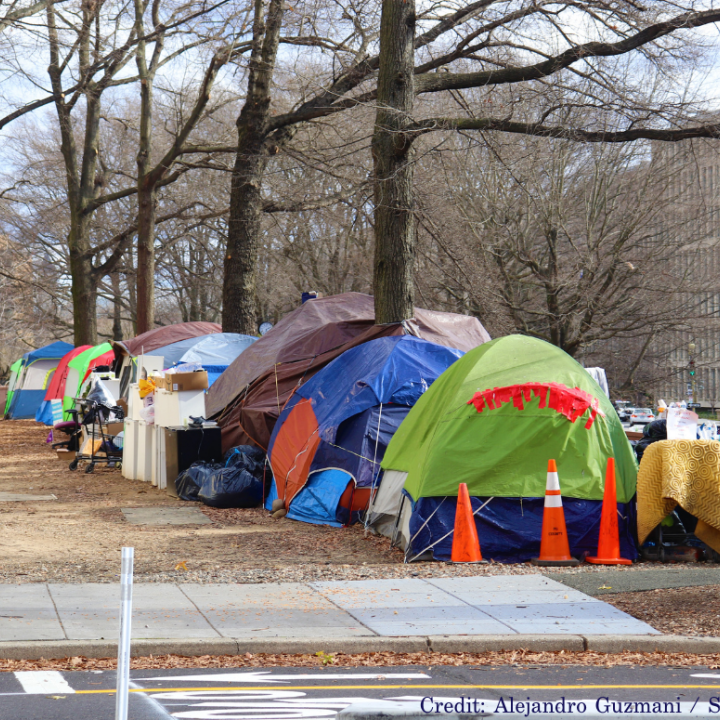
left=451, top=483, right=483, bottom=563
left=586, top=458, right=632, bottom=565
left=531, top=460, right=579, bottom=567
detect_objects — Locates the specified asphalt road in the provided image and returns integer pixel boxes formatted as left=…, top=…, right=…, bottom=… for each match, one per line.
left=4, top=665, right=720, bottom=719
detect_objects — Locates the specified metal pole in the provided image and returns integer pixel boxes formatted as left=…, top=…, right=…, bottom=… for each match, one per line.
left=115, top=547, right=134, bottom=720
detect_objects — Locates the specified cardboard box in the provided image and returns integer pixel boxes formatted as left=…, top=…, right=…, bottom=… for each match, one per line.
left=106, top=422, right=124, bottom=436
left=56, top=449, right=76, bottom=463
left=80, top=438, right=103, bottom=456
left=162, top=370, right=208, bottom=392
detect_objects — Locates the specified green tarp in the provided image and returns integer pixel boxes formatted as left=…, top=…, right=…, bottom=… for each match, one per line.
left=381, top=335, right=637, bottom=503
left=3, top=358, right=23, bottom=417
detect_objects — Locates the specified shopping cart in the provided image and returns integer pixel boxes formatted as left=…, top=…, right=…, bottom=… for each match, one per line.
left=68, top=398, right=124, bottom=473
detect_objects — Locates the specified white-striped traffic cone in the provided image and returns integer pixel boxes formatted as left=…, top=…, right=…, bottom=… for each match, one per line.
left=531, top=459, right=579, bottom=567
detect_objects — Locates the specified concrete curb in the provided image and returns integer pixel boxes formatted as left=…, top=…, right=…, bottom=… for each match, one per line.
left=585, top=634, right=720, bottom=654
left=0, top=638, right=240, bottom=660
left=235, top=637, right=430, bottom=655
left=0, top=634, right=718, bottom=661
left=427, top=634, right=585, bottom=653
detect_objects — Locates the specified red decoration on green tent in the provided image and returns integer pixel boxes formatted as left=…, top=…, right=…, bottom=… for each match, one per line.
left=467, top=382, right=605, bottom=428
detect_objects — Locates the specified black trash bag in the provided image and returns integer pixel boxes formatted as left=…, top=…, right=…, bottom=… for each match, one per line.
left=224, top=445, right=265, bottom=477
left=198, top=466, right=263, bottom=509
left=175, top=461, right=222, bottom=502
left=635, top=419, right=667, bottom=463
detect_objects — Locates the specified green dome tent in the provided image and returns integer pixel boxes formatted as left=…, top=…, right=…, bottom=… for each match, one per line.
left=370, top=335, right=638, bottom=562
left=62, top=343, right=113, bottom=419
left=3, top=358, right=24, bottom=417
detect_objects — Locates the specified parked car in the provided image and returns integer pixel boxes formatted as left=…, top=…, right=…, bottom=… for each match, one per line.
left=630, top=408, right=655, bottom=424
left=617, top=406, right=634, bottom=423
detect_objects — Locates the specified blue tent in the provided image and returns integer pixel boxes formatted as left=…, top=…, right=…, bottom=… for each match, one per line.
left=6, top=341, right=74, bottom=419
left=266, top=336, right=464, bottom=526
left=154, top=333, right=257, bottom=386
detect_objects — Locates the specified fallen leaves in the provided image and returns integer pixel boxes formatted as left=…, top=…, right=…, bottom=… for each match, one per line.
left=607, top=585, right=720, bottom=637
left=4, top=649, right=720, bottom=672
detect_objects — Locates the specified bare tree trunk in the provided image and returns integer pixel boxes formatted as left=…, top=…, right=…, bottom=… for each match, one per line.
left=111, top=271, right=123, bottom=340
left=48, top=0, right=102, bottom=346
left=125, top=254, right=138, bottom=334
left=189, top=244, right=201, bottom=321
left=136, top=183, right=156, bottom=332
left=222, top=0, right=284, bottom=334
left=68, top=214, right=98, bottom=345
left=371, top=0, right=417, bottom=324
left=134, top=0, right=161, bottom=334
left=224, top=141, right=268, bottom=333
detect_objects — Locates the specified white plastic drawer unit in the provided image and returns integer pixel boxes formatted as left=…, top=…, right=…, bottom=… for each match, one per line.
left=136, top=420, right=156, bottom=484
left=122, top=419, right=139, bottom=480
left=128, top=383, right=145, bottom=422
left=153, top=388, right=206, bottom=428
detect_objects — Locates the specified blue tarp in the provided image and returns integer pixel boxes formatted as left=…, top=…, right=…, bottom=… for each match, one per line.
left=36, top=402, right=53, bottom=425
left=268, top=336, right=463, bottom=525
left=7, top=341, right=73, bottom=419
left=265, top=470, right=361, bottom=526
left=287, top=470, right=350, bottom=527
left=36, top=397, right=63, bottom=426
left=407, top=495, right=638, bottom=563
left=154, top=333, right=257, bottom=386
left=23, top=341, right=74, bottom=364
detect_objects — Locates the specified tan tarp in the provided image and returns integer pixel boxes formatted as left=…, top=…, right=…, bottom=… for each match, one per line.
left=637, top=439, right=720, bottom=553
left=208, top=292, right=491, bottom=452
left=113, top=321, right=222, bottom=365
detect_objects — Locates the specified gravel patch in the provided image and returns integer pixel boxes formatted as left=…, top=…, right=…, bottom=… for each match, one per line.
left=2, top=556, right=717, bottom=585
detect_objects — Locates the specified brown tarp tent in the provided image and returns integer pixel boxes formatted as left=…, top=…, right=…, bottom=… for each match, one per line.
left=207, top=293, right=491, bottom=452
left=112, top=321, right=222, bottom=366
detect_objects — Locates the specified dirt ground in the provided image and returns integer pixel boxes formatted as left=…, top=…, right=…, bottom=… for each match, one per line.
left=0, top=420, right=400, bottom=582
left=5, top=418, right=720, bottom=643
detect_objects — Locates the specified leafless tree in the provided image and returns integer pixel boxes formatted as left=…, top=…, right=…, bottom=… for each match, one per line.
left=0, top=0, right=254, bottom=344
left=370, top=2, right=720, bottom=323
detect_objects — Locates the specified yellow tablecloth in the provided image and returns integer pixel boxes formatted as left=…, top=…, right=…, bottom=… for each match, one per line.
left=637, top=439, right=720, bottom=553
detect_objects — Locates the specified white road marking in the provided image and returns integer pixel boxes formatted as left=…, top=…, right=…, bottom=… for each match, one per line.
left=145, top=689, right=714, bottom=720
left=14, top=670, right=75, bottom=695
left=147, top=690, right=424, bottom=720
left=690, top=673, right=720, bottom=678
left=129, top=680, right=174, bottom=718
left=138, top=672, right=430, bottom=684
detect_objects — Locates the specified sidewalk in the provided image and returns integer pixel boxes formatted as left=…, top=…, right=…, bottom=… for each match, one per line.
left=0, top=574, right=656, bottom=648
